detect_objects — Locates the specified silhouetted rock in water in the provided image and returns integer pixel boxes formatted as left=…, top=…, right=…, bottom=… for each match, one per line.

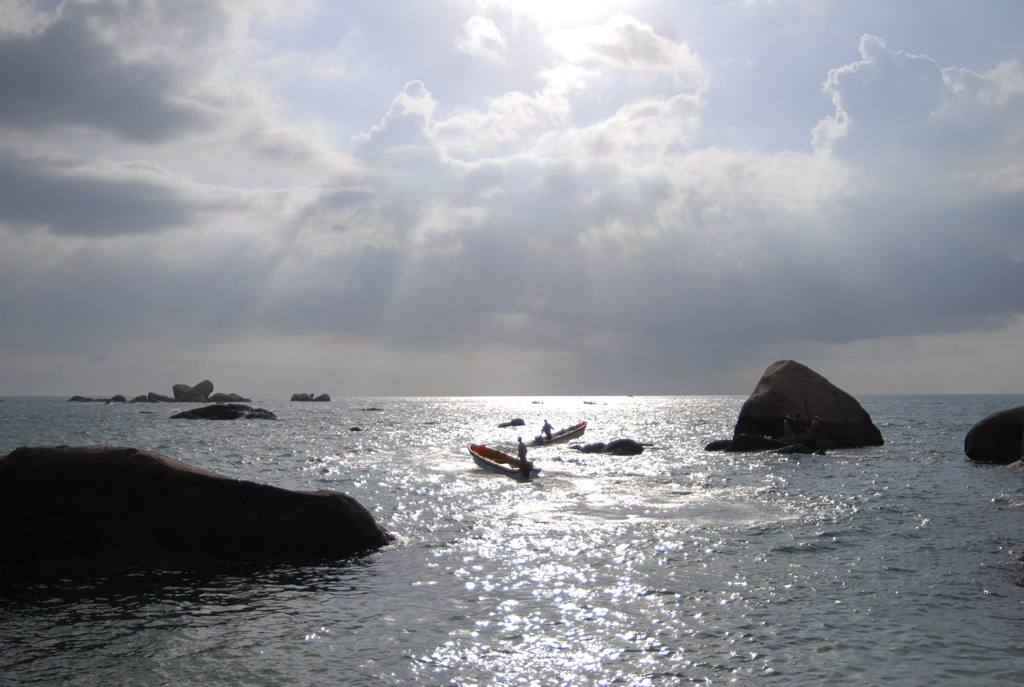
left=0, top=445, right=393, bottom=572
left=730, top=360, right=882, bottom=450
left=573, top=439, right=645, bottom=455
left=361, top=407, right=384, bottom=412
left=964, top=405, right=1024, bottom=464
left=499, top=418, right=525, bottom=428
left=349, top=427, right=362, bottom=432
left=170, top=404, right=276, bottom=420
left=173, top=380, right=215, bottom=402
left=69, top=395, right=126, bottom=403
left=292, top=393, right=331, bottom=402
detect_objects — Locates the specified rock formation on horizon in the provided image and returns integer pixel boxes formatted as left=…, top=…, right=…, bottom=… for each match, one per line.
left=172, top=380, right=215, bottom=402
left=0, top=445, right=392, bottom=572
left=964, top=405, right=1024, bottom=464
left=291, top=393, right=331, bottom=402
left=72, top=381, right=250, bottom=405
left=709, top=360, right=883, bottom=452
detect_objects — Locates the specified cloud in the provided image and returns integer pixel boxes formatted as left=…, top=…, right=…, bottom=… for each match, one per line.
left=0, top=148, right=194, bottom=236
left=814, top=34, right=1024, bottom=176
left=0, top=3, right=214, bottom=142
left=457, top=15, right=508, bottom=62
left=0, top=2, right=1022, bottom=395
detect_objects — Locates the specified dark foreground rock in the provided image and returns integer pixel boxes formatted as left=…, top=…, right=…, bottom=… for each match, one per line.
left=170, top=404, right=276, bottom=420
left=0, top=446, right=393, bottom=571
left=964, top=406, right=1024, bottom=464
left=572, top=439, right=645, bottom=455
left=499, top=418, right=525, bottom=428
left=723, top=360, right=882, bottom=451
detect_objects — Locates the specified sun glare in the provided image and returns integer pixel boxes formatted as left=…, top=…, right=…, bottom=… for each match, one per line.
left=490, top=0, right=638, bottom=27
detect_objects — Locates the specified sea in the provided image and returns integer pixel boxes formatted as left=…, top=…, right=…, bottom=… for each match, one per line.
left=1, top=394, right=1022, bottom=686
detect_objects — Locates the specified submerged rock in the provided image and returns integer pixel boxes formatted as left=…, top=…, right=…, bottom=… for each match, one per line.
left=0, top=445, right=393, bottom=572
left=964, top=405, right=1024, bottom=464
left=498, top=418, right=525, bottom=428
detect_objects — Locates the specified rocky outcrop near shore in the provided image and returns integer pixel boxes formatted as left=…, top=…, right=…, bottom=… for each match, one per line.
left=0, top=445, right=393, bottom=571
left=708, top=360, right=882, bottom=452
left=964, top=405, right=1024, bottom=464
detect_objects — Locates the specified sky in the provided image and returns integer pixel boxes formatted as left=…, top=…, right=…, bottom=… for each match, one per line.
left=0, top=0, right=1022, bottom=397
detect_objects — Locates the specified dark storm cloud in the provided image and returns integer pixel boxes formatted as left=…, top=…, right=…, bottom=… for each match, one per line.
left=0, top=4, right=211, bottom=142
left=0, top=149, right=192, bottom=235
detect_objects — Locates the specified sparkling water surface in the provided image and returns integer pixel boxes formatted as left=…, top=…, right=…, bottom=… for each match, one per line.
left=1, top=395, right=1022, bottom=685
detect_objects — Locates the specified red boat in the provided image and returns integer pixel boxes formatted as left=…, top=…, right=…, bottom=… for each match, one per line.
left=469, top=444, right=539, bottom=480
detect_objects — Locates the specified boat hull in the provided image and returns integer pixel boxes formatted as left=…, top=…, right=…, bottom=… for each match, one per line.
left=530, top=421, right=587, bottom=446
left=469, top=444, right=538, bottom=480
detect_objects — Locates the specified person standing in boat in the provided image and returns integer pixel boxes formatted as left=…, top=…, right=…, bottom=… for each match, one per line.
left=541, top=419, right=553, bottom=439
left=517, top=437, right=533, bottom=479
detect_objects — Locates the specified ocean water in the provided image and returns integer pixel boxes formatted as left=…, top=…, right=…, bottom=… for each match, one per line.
left=1, top=394, right=1022, bottom=686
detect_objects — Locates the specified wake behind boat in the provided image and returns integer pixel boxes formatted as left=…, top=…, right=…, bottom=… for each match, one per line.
left=530, top=421, right=586, bottom=446
left=469, top=443, right=539, bottom=480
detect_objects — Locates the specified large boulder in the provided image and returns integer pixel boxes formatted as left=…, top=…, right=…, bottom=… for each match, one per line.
left=732, top=360, right=883, bottom=449
left=0, top=445, right=392, bottom=571
left=172, top=380, right=215, bottom=402
left=964, top=406, right=1024, bottom=464
left=170, top=404, right=276, bottom=420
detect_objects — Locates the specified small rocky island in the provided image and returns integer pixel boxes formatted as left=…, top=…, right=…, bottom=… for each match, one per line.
left=170, top=404, right=277, bottom=420
left=0, top=445, right=392, bottom=573
left=291, top=393, right=331, bottom=402
left=706, top=360, right=883, bottom=453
